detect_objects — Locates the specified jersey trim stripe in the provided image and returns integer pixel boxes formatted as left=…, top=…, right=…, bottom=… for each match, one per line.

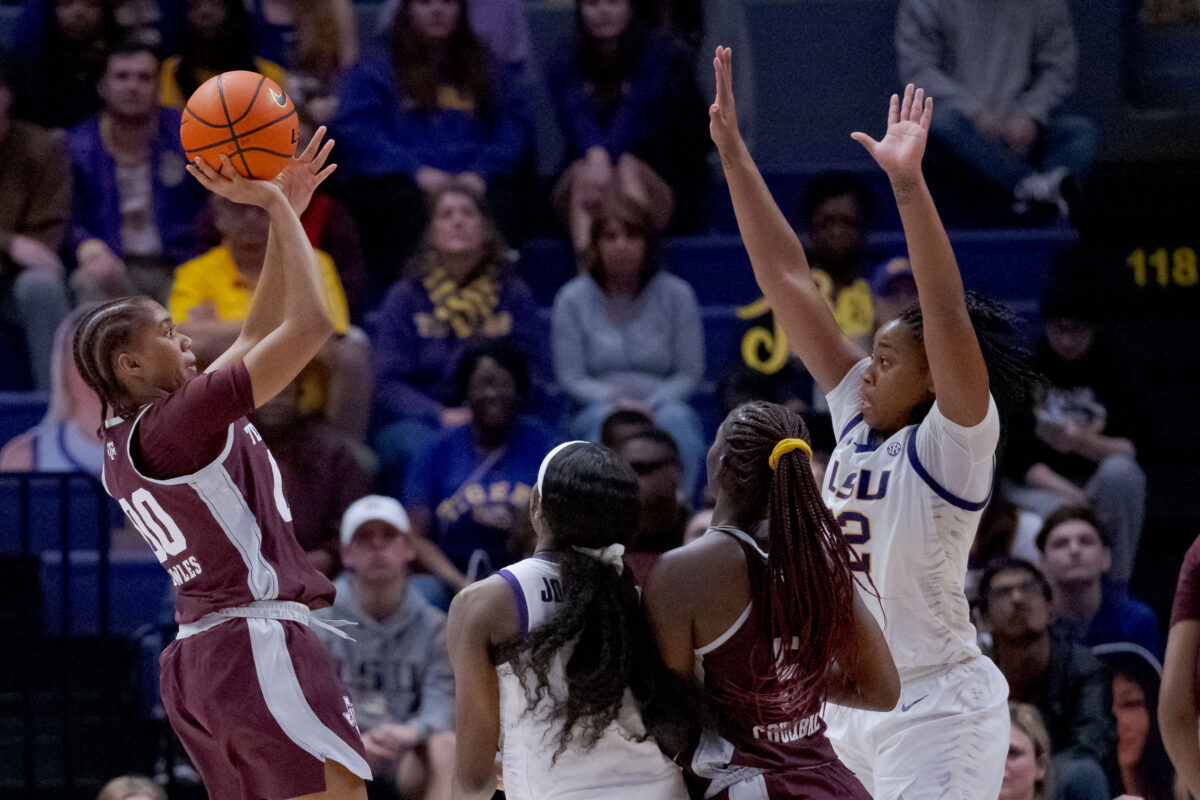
left=246, top=618, right=372, bottom=780
left=498, top=568, right=529, bottom=643
left=122, top=407, right=236, bottom=487
left=694, top=602, right=753, bottom=657
left=839, top=413, right=864, bottom=443
left=195, top=465, right=280, bottom=600
left=904, top=433, right=992, bottom=511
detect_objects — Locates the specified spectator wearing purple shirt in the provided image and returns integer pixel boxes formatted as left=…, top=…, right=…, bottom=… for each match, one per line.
left=334, top=0, right=532, bottom=285
left=547, top=0, right=709, bottom=253
left=67, top=40, right=206, bottom=304
left=371, top=184, right=541, bottom=492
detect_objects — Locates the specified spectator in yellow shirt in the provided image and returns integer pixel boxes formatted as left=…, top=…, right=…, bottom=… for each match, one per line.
left=170, top=194, right=372, bottom=441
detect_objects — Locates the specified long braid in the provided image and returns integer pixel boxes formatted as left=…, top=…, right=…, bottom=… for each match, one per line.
left=501, top=445, right=704, bottom=761
left=717, top=401, right=871, bottom=721
left=897, top=291, right=1039, bottom=425
left=72, top=297, right=154, bottom=434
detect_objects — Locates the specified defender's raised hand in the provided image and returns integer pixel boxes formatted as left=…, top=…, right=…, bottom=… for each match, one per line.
left=851, top=84, right=933, bottom=178
left=709, top=46, right=742, bottom=156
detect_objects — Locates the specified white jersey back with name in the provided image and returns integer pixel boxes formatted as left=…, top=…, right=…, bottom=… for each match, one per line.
left=823, top=358, right=998, bottom=677
left=495, top=555, right=687, bottom=800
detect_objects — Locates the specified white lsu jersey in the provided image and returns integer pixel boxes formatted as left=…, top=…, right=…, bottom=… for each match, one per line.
left=494, top=556, right=687, bottom=800
left=823, top=358, right=998, bottom=677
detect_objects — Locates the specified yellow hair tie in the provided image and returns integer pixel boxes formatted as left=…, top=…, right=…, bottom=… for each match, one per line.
left=768, top=438, right=812, bottom=470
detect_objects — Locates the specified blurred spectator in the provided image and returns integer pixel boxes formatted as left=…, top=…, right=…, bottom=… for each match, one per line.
left=371, top=184, right=540, bottom=488
left=1037, top=506, right=1161, bottom=657
left=547, top=0, right=709, bottom=252
left=402, top=340, right=553, bottom=607
left=112, top=0, right=168, bottom=48
left=551, top=196, right=705, bottom=492
left=1093, top=645, right=1177, bottom=800
left=870, top=256, right=919, bottom=329
left=315, top=495, right=456, bottom=800
left=159, top=0, right=288, bottom=110
left=68, top=40, right=206, bottom=304
left=95, top=774, right=166, bottom=800
left=980, top=558, right=1116, bottom=800
left=598, top=406, right=654, bottom=451
left=244, top=0, right=358, bottom=123
left=11, top=0, right=117, bottom=130
left=1003, top=283, right=1146, bottom=586
left=335, top=0, right=532, bottom=282
left=251, top=362, right=372, bottom=579
left=1160, top=532, right=1200, bottom=799
left=169, top=194, right=372, bottom=440
left=0, top=51, right=73, bottom=391
left=968, top=479, right=1045, bottom=602
left=799, top=171, right=878, bottom=352
left=614, top=426, right=688, bottom=585
left=1003, top=702, right=1054, bottom=800
left=896, top=0, right=1097, bottom=217
left=1, top=307, right=103, bottom=474
left=374, top=0, right=532, bottom=75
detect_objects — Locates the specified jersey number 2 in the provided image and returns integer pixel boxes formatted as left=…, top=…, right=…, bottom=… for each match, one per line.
left=837, top=511, right=871, bottom=574
left=120, top=488, right=187, bottom=563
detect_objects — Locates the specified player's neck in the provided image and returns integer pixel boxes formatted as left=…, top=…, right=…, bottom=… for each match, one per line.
left=1051, top=579, right=1102, bottom=626
left=709, top=499, right=762, bottom=536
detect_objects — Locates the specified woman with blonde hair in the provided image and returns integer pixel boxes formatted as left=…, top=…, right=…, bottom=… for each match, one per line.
left=95, top=774, right=166, bottom=800
left=1004, top=702, right=1053, bottom=800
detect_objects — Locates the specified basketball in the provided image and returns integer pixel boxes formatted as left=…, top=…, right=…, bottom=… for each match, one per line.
left=180, top=71, right=299, bottom=180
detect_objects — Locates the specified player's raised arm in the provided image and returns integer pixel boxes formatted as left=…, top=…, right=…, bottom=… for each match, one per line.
left=711, top=46, right=863, bottom=393
left=852, top=86, right=989, bottom=426
left=187, top=130, right=337, bottom=408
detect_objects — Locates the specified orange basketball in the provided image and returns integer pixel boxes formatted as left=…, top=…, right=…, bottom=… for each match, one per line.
left=180, top=71, right=298, bottom=180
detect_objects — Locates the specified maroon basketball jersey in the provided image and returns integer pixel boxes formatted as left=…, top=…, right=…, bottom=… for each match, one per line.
left=686, top=528, right=843, bottom=788
left=101, top=381, right=334, bottom=624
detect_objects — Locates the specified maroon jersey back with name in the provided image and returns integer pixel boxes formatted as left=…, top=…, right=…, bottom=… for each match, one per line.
left=688, top=530, right=841, bottom=782
left=100, top=370, right=334, bottom=624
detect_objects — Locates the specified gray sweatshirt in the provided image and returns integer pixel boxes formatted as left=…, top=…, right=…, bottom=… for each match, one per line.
left=314, top=576, right=454, bottom=738
left=550, top=271, right=705, bottom=407
left=896, top=0, right=1078, bottom=123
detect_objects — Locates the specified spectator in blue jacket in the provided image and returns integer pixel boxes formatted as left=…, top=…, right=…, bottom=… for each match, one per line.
left=11, top=0, right=118, bottom=130
left=67, top=40, right=206, bottom=304
left=371, top=183, right=541, bottom=491
left=1037, top=506, right=1162, bottom=658
left=335, top=0, right=532, bottom=286
left=547, top=0, right=709, bottom=253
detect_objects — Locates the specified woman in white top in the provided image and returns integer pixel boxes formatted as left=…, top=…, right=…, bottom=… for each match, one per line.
left=446, top=440, right=694, bottom=800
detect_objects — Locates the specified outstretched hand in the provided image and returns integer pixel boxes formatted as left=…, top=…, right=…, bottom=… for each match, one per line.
left=851, top=84, right=932, bottom=178
left=186, top=154, right=286, bottom=208
left=274, top=126, right=337, bottom=216
left=709, top=46, right=742, bottom=154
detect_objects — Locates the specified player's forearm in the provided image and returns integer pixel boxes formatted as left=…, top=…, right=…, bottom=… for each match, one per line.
left=890, top=172, right=966, bottom=318
left=265, top=195, right=333, bottom=341
left=719, top=139, right=814, bottom=290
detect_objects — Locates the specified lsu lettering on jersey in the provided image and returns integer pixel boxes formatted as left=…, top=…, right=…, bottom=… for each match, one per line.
left=495, top=556, right=687, bottom=800
left=823, top=358, right=998, bottom=676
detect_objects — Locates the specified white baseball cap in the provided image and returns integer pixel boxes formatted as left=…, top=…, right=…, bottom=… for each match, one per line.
left=340, top=495, right=411, bottom=546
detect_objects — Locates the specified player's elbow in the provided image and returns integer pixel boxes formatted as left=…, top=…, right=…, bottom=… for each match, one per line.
left=454, top=761, right=495, bottom=797
left=860, top=655, right=901, bottom=712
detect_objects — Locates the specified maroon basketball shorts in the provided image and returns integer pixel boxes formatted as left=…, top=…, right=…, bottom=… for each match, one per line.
left=160, top=616, right=371, bottom=800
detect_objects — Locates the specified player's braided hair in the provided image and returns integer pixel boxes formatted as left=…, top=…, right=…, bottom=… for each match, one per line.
left=895, top=291, right=1038, bottom=425
left=502, top=444, right=704, bottom=761
left=72, top=296, right=157, bottom=433
left=717, top=401, right=872, bottom=721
